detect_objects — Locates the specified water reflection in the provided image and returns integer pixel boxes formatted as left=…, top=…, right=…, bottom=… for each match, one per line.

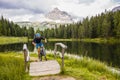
left=0, top=41, right=120, bottom=68
left=0, top=42, right=34, bottom=52
left=45, top=41, right=120, bottom=68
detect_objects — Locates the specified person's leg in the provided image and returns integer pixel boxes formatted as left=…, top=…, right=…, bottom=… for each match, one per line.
left=39, top=43, right=44, bottom=61
left=36, top=44, right=41, bottom=61
left=38, top=47, right=42, bottom=61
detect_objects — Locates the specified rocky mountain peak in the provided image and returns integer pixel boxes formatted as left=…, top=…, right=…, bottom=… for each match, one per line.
left=45, top=7, right=73, bottom=23
left=53, top=8, right=60, bottom=12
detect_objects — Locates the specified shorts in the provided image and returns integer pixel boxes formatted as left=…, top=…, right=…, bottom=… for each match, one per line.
left=36, top=42, right=44, bottom=49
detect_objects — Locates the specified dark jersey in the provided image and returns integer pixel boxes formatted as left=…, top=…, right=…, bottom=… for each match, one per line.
left=33, top=36, right=45, bottom=43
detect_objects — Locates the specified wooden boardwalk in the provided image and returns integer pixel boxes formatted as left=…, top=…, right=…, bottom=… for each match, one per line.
left=29, top=60, right=61, bottom=76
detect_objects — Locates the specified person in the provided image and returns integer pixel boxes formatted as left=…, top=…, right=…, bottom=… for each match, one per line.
left=23, top=44, right=30, bottom=72
left=32, top=33, right=47, bottom=61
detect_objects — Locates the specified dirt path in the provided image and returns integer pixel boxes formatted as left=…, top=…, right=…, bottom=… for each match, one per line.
left=32, top=76, right=76, bottom=80
left=30, top=57, right=38, bottom=61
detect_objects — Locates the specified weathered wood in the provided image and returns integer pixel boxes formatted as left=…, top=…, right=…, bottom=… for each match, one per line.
left=29, top=60, right=60, bottom=76
left=54, top=43, right=67, bottom=70
left=55, top=43, right=67, bottom=49
left=61, top=48, right=65, bottom=69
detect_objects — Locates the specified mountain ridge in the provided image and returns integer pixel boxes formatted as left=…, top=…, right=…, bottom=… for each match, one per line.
left=112, top=6, right=120, bottom=12
left=45, top=8, right=73, bottom=23
left=15, top=8, right=76, bottom=31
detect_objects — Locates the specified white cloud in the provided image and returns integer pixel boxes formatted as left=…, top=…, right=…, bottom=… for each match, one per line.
left=29, top=14, right=47, bottom=22
left=55, top=0, right=117, bottom=17
left=10, top=15, right=33, bottom=22
left=0, top=8, right=34, bottom=22
left=21, top=0, right=57, bottom=13
left=0, top=0, right=119, bottom=22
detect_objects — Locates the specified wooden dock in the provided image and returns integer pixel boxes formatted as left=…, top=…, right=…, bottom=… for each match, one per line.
left=29, top=60, right=61, bottom=76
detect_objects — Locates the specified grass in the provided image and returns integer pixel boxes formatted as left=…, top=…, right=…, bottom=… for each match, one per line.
left=48, top=38, right=75, bottom=41
left=81, top=37, right=120, bottom=44
left=48, top=38, right=120, bottom=44
left=0, top=52, right=31, bottom=80
left=46, top=53, right=120, bottom=80
left=0, top=36, right=28, bottom=45
left=0, top=37, right=119, bottom=45
left=0, top=52, right=120, bottom=80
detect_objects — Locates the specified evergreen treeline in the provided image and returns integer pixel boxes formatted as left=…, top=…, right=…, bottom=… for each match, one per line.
left=43, top=11, right=120, bottom=39
left=0, top=16, right=34, bottom=38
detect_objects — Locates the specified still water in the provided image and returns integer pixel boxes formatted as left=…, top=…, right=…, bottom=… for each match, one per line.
left=0, top=41, right=120, bottom=68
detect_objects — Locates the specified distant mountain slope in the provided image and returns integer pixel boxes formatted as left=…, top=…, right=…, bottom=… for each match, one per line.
left=16, top=22, right=48, bottom=31
left=15, top=8, right=81, bottom=31
left=112, top=6, right=120, bottom=12
left=15, top=21, right=61, bottom=31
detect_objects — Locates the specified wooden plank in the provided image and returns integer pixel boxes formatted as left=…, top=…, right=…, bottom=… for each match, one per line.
left=29, top=60, right=60, bottom=76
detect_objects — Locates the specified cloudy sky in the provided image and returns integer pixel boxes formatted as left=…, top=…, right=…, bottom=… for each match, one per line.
left=0, top=0, right=120, bottom=22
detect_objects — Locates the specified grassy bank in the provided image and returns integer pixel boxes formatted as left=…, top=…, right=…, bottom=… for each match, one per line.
left=30, top=53, right=120, bottom=80
left=1, top=37, right=119, bottom=44
left=0, top=52, right=30, bottom=80
left=0, top=36, right=28, bottom=45
left=46, top=54, right=120, bottom=80
left=48, top=38, right=120, bottom=44
left=81, top=38, right=120, bottom=44
left=48, top=39, right=74, bottom=41
left=0, top=52, right=119, bottom=80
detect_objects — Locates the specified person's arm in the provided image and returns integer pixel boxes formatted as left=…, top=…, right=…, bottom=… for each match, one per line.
left=32, top=42, right=36, bottom=46
left=45, top=38, right=47, bottom=43
left=41, top=36, right=47, bottom=43
left=32, top=39, right=36, bottom=46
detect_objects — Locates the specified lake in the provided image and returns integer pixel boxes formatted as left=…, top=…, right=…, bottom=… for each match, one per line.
left=0, top=41, right=120, bottom=68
